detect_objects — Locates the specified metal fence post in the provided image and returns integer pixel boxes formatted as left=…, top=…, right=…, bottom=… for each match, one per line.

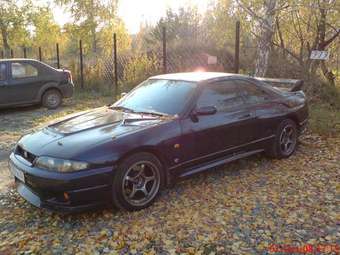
left=39, top=47, right=42, bottom=61
left=79, top=40, right=84, bottom=89
left=56, top=43, right=60, bottom=69
left=162, top=26, right=167, bottom=74
left=234, top=21, right=240, bottom=74
left=10, top=49, right=14, bottom=58
left=113, top=33, right=118, bottom=94
left=23, top=47, right=27, bottom=58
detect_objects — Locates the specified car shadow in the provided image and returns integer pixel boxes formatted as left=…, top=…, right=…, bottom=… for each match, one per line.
left=0, top=105, right=42, bottom=115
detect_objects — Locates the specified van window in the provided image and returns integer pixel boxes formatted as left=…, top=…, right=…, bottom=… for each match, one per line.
left=11, top=63, right=38, bottom=79
left=0, top=63, right=6, bottom=81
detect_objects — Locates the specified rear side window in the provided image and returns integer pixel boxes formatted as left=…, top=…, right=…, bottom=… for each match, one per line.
left=11, top=63, right=38, bottom=79
left=0, top=63, right=6, bottom=81
left=197, top=81, right=244, bottom=112
left=236, top=80, right=270, bottom=104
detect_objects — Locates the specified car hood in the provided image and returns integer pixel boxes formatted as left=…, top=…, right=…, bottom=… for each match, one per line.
left=18, top=106, right=169, bottom=158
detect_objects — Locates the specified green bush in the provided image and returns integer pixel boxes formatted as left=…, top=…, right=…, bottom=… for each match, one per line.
left=122, top=53, right=160, bottom=90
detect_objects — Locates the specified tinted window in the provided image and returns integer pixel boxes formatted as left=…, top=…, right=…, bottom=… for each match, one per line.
left=0, top=63, right=6, bottom=81
left=236, top=80, right=270, bottom=104
left=11, top=63, right=38, bottom=79
left=114, top=79, right=197, bottom=115
left=197, top=81, right=244, bottom=111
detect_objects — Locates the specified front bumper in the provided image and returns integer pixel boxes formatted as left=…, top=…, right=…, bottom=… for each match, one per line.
left=9, top=153, right=114, bottom=213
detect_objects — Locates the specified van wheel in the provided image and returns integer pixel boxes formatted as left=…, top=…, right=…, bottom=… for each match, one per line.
left=112, top=152, right=164, bottom=211
left=42, top=89, right=62, bottom=109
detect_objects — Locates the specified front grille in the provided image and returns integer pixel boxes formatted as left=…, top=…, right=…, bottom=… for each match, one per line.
left=15, top=145, right=36, bottom=164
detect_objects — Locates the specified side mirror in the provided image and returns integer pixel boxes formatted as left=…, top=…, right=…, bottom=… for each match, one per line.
left=195, top=106, right=217, bottom=116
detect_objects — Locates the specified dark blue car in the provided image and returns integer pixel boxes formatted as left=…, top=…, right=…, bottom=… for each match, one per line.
left=8, top=72, right=308, bottom=212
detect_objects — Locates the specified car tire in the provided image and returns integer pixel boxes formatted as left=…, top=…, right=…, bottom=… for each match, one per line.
left=112, top=152, right=164, bottom=211
left=267, top=119, right=298, bottom=159
left=42, top=89, right=62, bottom=109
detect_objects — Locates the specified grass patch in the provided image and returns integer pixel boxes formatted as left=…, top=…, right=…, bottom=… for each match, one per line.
left=307, top=80, right=340, bottom=136
left=309, top=103, right=340, bottom=136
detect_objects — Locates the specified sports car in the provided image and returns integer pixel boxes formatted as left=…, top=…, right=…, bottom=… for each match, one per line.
left=8, top=72, right=308, bottom=212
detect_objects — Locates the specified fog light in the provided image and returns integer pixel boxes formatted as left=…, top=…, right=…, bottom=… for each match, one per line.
left=63, top=192, right=69, bottom=201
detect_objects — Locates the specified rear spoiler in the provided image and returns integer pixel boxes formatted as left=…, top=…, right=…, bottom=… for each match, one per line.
left=254, top=77, right=304, bottom=92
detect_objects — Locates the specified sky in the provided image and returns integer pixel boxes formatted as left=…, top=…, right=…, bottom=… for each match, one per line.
left=50, top=0, right=213, bottom=34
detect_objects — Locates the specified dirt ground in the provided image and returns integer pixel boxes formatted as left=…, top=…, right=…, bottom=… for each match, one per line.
left=0, top=99, right=339, bottom=254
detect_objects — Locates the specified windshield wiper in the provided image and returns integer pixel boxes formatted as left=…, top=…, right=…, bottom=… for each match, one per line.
left=133, top=110, right=169, bottom=117
left=110, top=106, right=135, bottom=113
left=111, top=106, right=169, bottom=117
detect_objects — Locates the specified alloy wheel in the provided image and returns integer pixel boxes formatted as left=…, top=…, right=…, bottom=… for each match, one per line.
left=279, top=124, right=297, bottom=156
left=122, top=161, right=160, bottom=207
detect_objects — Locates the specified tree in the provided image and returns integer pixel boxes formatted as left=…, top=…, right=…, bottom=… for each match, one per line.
left=237, top=0, right=280, bottom=77
left=273, top=0, right=339, bottom=84
left=30, top=6, right=62, bottom=50
left=56, top=0, right=119, bottom=53
left=0, top=0, right=26, bottom=56
left=145, top=7, right=201, bottom=46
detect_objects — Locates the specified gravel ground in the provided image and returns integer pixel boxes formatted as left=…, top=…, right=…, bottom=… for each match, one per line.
left=0, top=102, right=339, bottom=254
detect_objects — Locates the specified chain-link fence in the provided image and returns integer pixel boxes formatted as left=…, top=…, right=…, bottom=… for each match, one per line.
left=0, top=21, right=246, bottom=96
left=4, top=21, right=337, bottom=96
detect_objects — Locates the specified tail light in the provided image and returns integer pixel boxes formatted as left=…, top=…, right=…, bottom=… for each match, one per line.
left=64, top=71, right=72, bottom=83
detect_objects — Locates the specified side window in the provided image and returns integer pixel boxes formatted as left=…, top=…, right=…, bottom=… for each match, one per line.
left=11, top=63, right=38, bottom=79
left=236, top=80, right=270, bottom=104
left=0, top=63, right=6, bottom=81
left=197, top=81, right=244, bottom=112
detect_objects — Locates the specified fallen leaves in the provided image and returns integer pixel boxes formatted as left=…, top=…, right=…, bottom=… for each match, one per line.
left=0, top=131, right=339, bottom=254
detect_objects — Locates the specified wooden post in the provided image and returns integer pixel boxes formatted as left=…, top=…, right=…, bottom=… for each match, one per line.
left=23, top=47, right=27, bottom=58
left=39, top=47, right=42, bottom=61
left=113, top=33, right=118, bottom=94
left=56, top=43, right=60, bottom=69
left=234, top=21, right=240, bottom=74
left=79, top=40, right=84, bottom=89
left=162, top=26, right=167, bottom=73
left=0, top=50, right=4, bottom=59
left=10, top=49, right=14, bottom=58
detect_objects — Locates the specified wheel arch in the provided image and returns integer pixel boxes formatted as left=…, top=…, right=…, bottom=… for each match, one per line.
left=38, top=83, right=62, bottom=101
left=286, top=113, right=300, bottom=130
left=117, top=146, right=171, bottom=187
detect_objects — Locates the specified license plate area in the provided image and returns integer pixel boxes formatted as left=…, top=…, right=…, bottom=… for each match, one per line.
left=9, top=162, right=25, bottom=183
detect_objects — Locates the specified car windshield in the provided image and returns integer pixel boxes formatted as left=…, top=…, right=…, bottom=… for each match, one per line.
left=112, top=79, right=197, bottom=115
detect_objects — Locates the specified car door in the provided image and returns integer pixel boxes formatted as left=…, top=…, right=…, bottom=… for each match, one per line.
left=0, top=62, right=10, bottom=105
left=236, top=79, right=281, bottom=142
left=179, top=80, right=256, bottom=170
left=7, top=61, right=41, bottom=103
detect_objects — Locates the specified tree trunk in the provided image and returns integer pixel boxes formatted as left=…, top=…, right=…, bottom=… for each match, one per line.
left=0, top=26, right=10, bottom=57
left=89, top=0, right=97, bottom=53
left=254, top=0, right=277, bottom=77
left=91, top=25, right=97, bottom=53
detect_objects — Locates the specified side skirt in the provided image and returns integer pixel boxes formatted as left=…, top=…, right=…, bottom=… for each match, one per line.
left=178, top=149, right=264, bottom=178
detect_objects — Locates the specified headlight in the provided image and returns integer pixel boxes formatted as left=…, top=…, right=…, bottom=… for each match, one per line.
left=34, top=156, right=89, bottom=172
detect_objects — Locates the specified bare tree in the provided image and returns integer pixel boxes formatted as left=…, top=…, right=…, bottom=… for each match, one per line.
left=237, top=0, right=281, bottom=77
left=273, top=0, right=339, bottom=85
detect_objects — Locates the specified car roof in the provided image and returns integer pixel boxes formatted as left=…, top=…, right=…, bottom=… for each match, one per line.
left=0, top=58, right=39, bottom=62
left=150, top=72, right=249, bottom=82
